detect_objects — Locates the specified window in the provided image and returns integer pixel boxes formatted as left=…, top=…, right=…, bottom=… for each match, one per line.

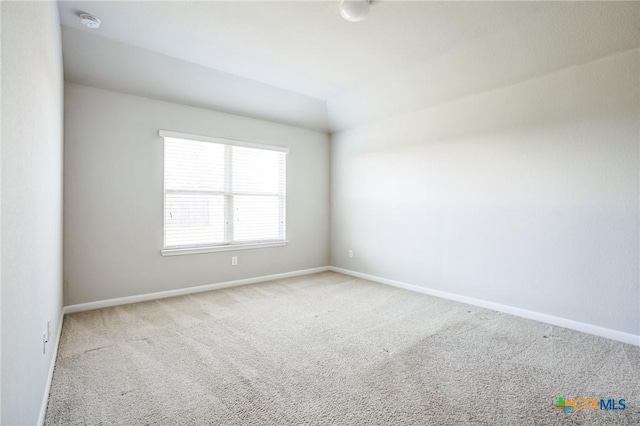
left=160, top=130, right=287, bottom=255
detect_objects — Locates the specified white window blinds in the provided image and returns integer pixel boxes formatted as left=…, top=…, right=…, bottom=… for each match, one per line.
left=161, top=131, right=287, bottom=251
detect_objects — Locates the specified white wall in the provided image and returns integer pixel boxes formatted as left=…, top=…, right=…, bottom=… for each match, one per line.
left=331, top=49, right=639, bottom=337
left=0, top=4, right=3, bottom=422
left=1, top=1, right=64, bottom=424
left=64, top=84, right=330, bottom=306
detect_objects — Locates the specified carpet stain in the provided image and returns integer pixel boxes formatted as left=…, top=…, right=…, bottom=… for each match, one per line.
left=82, top=345, right=113, bottom=354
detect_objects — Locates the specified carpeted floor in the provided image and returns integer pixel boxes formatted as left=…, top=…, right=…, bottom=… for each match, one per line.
left=45, top=272, right=640, bottom=425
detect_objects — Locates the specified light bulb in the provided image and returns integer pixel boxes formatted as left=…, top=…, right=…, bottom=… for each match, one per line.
left=340, top=0, right=370, bottom=22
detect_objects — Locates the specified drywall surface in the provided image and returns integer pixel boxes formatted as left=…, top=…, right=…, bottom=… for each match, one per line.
left=328, top=2, right=639, bottom=131
left=64, top=84, right=330, bottom=305
left=0, top=3, right=3, bottom=422
left=1, top=1, right=64, bottom=424
left=331, top=49, right=640, bottom=336
left=0, top=2, right=3, bottom=421
left=62, top=27, right=329, bottom=132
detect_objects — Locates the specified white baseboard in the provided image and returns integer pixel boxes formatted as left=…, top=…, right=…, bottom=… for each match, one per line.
left=63, top=266, right=330, bottom=314
left=329, top=266, right=640, bottom=347
left=38, top=310, right=65, bottom=426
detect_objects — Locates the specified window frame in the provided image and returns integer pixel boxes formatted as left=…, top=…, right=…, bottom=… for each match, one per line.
left=159, top=130, right=289, bottom=256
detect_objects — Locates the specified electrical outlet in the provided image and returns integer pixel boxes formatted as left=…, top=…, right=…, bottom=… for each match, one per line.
left=231, top=256, right=238, bottom=266
left=348, top=249, right=354, bottom=259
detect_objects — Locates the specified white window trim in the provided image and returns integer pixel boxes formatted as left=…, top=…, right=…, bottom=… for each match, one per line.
left=160, top=130, right=288, bottom=255
left=161, top=241, right=288, bottom=256
left=159, top=130, right=289, bottom=153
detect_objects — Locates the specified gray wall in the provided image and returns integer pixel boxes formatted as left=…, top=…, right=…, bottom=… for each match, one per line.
left=64, top=84, right=330, bottom=306
left=331, top=49, right=640, bottom=336
left=1, top=1, right=64, bottom=424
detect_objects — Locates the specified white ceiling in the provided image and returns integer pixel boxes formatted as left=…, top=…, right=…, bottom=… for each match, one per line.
left=57, top=1, right=639, bottom=132
left=61, top=26, right=331, bottom=131
left=58, top=1, right=545, bottom=100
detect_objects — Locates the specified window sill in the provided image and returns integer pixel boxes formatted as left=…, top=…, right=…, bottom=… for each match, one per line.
left=161, top=241, right=288, bottom=256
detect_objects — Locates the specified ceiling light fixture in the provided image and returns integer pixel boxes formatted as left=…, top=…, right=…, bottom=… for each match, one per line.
left=79, top=13, right=101, bottom=29
left=340, top=0, right=371, bottom=22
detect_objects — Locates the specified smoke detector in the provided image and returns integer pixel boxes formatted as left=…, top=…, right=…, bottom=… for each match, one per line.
left=79, top=13, right=101, bottom=29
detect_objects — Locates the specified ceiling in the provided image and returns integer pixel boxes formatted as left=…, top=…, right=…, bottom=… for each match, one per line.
left=58, top=1, right=545, bottom=100
left=57, top=1, right=639, bottom=132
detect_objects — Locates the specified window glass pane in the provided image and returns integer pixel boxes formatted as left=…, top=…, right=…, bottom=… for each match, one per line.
left=163, top=134, right=287, bottom=249
left=165, top=138, right=224, bottom=191
left=165, top=194, right=225, bottom=247
left=232, top=146, right=284, bottom=194
left=233, top=195, right=282, bottom=242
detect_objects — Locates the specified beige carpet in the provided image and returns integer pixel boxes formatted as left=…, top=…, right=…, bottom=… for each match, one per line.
left=45, top=272, right=639, bottom=425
